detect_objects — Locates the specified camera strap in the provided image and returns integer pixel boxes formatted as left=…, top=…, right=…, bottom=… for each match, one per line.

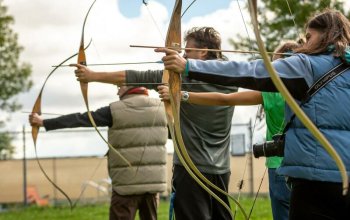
left=282, top=62, right=350, bottom=133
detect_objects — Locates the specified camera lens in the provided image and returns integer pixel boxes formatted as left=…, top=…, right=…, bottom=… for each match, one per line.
left=253, top=143, right=265, bottom=158
left=253, top=140, right=284, bottom=158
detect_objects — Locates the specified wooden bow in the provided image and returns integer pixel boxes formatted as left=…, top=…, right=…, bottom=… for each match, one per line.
left=30, top=1, right=100, bottom=209
left=248, top=0, right=348, bottom=195
left=30, top=51, right=86, bottom=209
left=162, top=1, right=248, bottom=219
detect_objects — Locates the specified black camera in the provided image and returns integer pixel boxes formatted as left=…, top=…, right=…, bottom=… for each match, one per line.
left=253, top=134, right=285, bottom=158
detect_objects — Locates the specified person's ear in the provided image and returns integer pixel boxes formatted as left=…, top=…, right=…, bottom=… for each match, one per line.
left=200, top=47, right=208, bottom=60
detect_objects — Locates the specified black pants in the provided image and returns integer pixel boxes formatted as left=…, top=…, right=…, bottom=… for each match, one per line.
left=172, top=165, right=231, bottom=220
left=289, top=178, right=350, bottom=220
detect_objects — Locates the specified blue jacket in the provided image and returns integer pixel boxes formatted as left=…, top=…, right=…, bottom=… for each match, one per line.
left=186, top=54, right=350, bottom=183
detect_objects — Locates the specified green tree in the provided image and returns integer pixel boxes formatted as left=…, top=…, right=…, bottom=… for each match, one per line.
left=230, top=0, right=349, bottom=58
left=0, top=131, right=15, bottom=159
left=0, top=0, right=32, bottom=158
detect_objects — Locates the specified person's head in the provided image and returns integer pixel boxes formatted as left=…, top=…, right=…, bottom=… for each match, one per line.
left=117, top=86, right=131, bottom=98
left=183, top=27, right=222, bottom=60
left=273, top=40, right=303, bottom=61
left=117, top=86, right=148, bottom=99
left=294, top=9, right=350, bottom=58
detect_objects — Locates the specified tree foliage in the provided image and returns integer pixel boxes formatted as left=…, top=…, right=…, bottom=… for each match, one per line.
left=0, top=132, right=15, bottom=159
left=0, top=0, right=32, bottom=158
left=230, top=0, right=350, bottom=58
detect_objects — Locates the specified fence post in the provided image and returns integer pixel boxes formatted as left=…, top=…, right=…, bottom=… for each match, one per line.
left=248, top=119, right=254, bottom=197
left=53, top=157, right=57, bottom=206
left=22, top=125, right=28, bottom=206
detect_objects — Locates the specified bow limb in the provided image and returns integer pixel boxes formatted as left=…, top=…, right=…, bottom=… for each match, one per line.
left=76, top=0, right=131, bottom=168
left=248, top=0, right=348, bottom=195
left=162, top=1, right=247, bottom=219
left=77, top=0, right=95, bottom=107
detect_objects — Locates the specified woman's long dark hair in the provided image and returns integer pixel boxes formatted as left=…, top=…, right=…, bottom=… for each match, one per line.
left=294, top=9, right=350, bottom=58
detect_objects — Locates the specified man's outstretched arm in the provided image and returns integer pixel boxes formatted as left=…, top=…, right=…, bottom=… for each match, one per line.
left=72, top=63, right=126, bottom=85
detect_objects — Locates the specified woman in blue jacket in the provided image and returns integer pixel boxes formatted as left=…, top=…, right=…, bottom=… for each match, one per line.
left=157, top=9, right=350, bottom=219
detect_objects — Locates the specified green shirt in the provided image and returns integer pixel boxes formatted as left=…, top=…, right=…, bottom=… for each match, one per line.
left=262, top=92, right=285, bottom=168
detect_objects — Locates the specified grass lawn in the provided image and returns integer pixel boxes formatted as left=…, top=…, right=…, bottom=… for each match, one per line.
left=0, top=196, right=272, bottom=220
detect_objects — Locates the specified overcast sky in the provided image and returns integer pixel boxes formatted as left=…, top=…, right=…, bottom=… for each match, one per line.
left=2, top=0, right=271, bottom=159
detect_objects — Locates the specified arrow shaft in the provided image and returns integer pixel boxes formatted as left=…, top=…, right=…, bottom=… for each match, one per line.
left=130, top=44, right=292, bottom=56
